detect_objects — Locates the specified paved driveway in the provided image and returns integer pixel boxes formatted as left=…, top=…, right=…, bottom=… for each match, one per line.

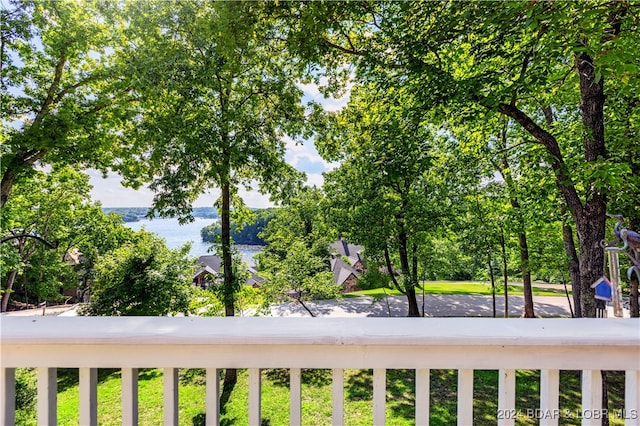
left=5, top=294, right=626, bottom=318
left=268, top=294, right=576, bottom=318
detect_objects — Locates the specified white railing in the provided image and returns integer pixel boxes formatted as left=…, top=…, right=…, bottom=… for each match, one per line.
left=1, top=317, right=639, bottom=426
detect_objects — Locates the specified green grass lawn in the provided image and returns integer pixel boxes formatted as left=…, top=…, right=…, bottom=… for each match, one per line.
left=348, top=281, right=570, bottom=298
left=15, top=368, right=627, bottom=425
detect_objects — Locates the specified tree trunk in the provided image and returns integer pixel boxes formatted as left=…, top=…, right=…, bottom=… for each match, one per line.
left=1, top=270, right=18, bottom=312
left=223, top=368, right=237, bottom=391
left=1, top=236, right=28, bottom=312
left=1, top=170, right=16, bottom=209
left=221, top=182, right=235, bottom=317
left=488, top=253, right=496, bottom=318
left=574, top=49, right=607, bottom=319
left=412, top=243, right=422, bottom=316
left=397, top=226, right=420, bottom=317
left=562, top=220, right=582, bottom=317
left=574, top=209, right=606, bottom=318
left=562, top=273, right=575, bottom=318
left=1, top=149, right=48, bottom=209
left=518, top=232, right=534, bottom=318
left=220, top=181, right=237, bottom=387
left=405, top=286, right=420, bottom=317
left=499, top=230, right=509, bottom=318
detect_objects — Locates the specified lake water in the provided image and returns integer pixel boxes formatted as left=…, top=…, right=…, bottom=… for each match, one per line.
left=124, top=217, right=262, bottom=265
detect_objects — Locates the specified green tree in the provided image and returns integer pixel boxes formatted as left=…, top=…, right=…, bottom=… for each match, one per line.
left=286, top=1, right=639, bottom=317
left=319, top=84, right=445, bottom=317
left=116, top=1, right=305, bottom=324
left=201, top=208, right=277, bottom=246
left=256, top=187, right=338, bottom=314
left=1, top=0, right=134, bottom=207
left=83, top=231, right=193, bottom=316
left=257, top=187, right=334, bottom=268
left=261, top=240, right=339, bottom=317
left=0, top=167, right=122, bottom=311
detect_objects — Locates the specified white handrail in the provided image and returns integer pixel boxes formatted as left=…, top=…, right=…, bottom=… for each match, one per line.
left=2, top=317, right=639, bottom=369
left=1, top=317, right=638, bottom=346
left=2, top=317, right=639, bottom=426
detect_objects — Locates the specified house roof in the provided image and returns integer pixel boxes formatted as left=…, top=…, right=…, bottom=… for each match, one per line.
left=198, top=255, right=222, bottom=272
left=193, top=255, right=264, bottom=286
left=331, top=257, right=360, bottom=286
left=193, top=265, right=218, bottom=279
left=330, top=238, right=364, bottom=268
left=247, top=267, right=265, bottom=287
left=330, top=238, right=364, bottom=258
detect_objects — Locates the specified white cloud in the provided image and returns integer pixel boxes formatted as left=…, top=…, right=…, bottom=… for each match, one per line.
left=285, top=137, right=339, bottom=173
left=297, top=77, right=351, bottom=113
left=305, top=173, right=325, bottom=188
left=88, top=171, right=216, bottom=208
left=238, top=187, right=275, bottom=209
left=89, top=80, right=349, bottom=209
left=88, top=171, right=152, bottom=207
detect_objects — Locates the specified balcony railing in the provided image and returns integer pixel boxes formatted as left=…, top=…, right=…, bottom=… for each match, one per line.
left=1, top=317, right=639, bottom=425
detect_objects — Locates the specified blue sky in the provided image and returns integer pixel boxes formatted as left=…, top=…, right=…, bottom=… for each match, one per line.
left=89, top=81, right=348, bottom=208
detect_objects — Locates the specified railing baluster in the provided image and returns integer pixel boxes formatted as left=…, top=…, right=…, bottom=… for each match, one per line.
left=205, top=368, right=220, bottom=426
left=163, top=368, right=179, bottom=426
left=332, top=369, right=344, bottom=425
left=457, top=369, right=473, bottom=426
left=37, top=367, right=57, bottom=426
left=79, top=368, right=98, bottom=426
left=1, top=318, right=637, bottom=426
left=248, top=368, right=261, bottom=426
left=625, top=370, right=640, bottom=426
left=415, top=369, right=430, bottom=426
left=1, top=368, right=15, bottom=426
left=290, top=368, right=301, bottom=425
left=540, top=369, right=559, bottom=426
left=498, top=369, right=516, bottom=426
left=122, top=368, right=138, bottom=426
left=581, top=370, right=602, bottom=426
left=373, top=368, right=386, bottom=425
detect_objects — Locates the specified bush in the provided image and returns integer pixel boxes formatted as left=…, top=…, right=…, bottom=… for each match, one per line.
left=83, top=231, right=194, bottom=316
left=357, top=268, right=391, bottom=290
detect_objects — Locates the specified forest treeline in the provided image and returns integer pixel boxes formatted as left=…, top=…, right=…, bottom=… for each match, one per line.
left=103, top=207, right=219, bottom=222
left=200, top=208, right=276, bottom=246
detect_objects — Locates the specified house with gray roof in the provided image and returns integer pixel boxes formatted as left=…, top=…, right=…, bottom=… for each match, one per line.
left=329, top=238, right=366, bottom=292
left=193, top=255, right=263, bottom=289
left=329, top=238, right=365, bottom=273
left=330, top=257, right=360, bottom=293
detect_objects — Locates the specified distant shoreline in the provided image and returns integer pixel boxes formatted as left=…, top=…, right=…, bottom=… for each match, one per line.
left=102, top=207, right=219, bottom=222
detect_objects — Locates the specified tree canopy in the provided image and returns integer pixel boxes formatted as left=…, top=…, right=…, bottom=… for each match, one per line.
left=0, top=166, right=134, bottom=311
left=1, top=0, right=135, bottom=207
left=286, top=0, right=640, bottom=317
left=114, top=0, right=307, bottom=321
left=3, top=1, right=638, bottom=320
